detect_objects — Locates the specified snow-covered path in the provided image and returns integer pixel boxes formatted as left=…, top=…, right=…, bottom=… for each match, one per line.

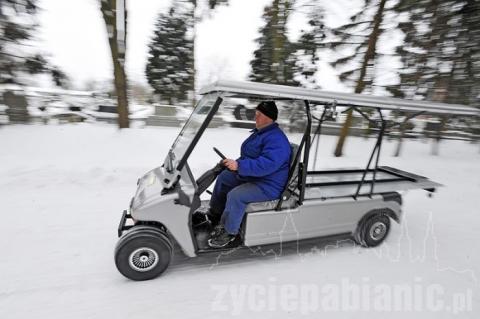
left=0, top=124, right=478, bottom=318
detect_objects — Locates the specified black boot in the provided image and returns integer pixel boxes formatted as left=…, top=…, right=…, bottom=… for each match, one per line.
left=210, top=224, right=224, bottom=237
left=208, top=229, right=237, bottom=248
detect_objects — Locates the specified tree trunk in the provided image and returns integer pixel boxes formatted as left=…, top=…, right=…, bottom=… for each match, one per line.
left=431, top=116, right=447, bottom=156
left=100, top=0, right=129, bottom=128
left=334, top=109, right=353, bottom=156
left=191, top=0, right=197, bottom=106
left=429, top=67, right=453, bottom=155
left=334, top=0, right=387, bottom=157
left=271, top=0, right=282, bottom=83
left=394, top=121, right=405, bottom=157
left=113, top=60, right=129, bottom=128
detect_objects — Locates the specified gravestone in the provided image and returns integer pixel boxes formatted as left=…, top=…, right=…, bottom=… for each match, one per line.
left=146, top=104, right=182, bottom=127
left=4, top=90, right=30, bottom=123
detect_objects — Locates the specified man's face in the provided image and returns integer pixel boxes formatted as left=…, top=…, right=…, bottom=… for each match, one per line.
left=255, top=110, right=273, bottom=129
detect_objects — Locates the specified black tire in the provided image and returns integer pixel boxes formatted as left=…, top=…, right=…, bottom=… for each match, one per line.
left=354, top=213, right=391, bottom=247
left=115, top=228, right=173, bottom=281
left=116, top=225, right=167, bottom=247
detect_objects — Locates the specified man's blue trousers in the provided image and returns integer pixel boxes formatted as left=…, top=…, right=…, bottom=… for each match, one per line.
left=209, top=170, right=274, bottom=235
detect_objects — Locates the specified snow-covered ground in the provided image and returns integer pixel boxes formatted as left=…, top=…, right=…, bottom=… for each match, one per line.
left=0, top=123, right=479, bottom=318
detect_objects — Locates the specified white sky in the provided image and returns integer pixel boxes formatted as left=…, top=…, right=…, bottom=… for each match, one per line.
left=36, top=0, right=367, bottom=92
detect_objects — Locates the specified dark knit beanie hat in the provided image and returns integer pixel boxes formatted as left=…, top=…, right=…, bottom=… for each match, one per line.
left=256, top=101, right=278, bottom=121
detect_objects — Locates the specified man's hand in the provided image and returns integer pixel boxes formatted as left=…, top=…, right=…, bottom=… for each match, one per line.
left=222, top=159, right=238, bottom=171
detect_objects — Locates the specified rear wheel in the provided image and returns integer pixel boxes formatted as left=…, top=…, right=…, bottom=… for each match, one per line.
left=354, top=213, right=390, bottom=247
left=115, top=227, right=173, bottom=281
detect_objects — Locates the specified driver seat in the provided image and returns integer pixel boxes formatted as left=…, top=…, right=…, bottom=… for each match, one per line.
left=245, top=143, right=300, bottom=213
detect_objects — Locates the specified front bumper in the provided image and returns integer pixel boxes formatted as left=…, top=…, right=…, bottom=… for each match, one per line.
left=118, top=209, right=134, bottom=237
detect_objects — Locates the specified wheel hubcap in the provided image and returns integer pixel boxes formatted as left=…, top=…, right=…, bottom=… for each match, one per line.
left=129, top=247, right=159, bottom=272
left=369, top=222, right=387, bottom=241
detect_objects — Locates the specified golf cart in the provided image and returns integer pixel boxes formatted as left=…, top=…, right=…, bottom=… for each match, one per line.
left=114, top=80, right=479, bottom=281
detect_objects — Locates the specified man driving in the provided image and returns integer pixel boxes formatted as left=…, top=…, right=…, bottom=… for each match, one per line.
left=207, top=101, right=291, bottom=248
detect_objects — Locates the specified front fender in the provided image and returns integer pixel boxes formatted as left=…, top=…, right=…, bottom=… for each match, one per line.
left=132, top=189, right=197, bottom=257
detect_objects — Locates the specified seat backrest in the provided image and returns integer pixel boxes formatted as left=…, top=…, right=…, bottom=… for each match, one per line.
left=287, top=143, right=300, bottom=190
left=289, top=143, right=299, bottom=168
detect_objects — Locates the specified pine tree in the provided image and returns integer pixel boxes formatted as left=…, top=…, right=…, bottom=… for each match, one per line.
left=1, top=0, right=36, bottom=84
left=452, top=0, right=480, bottom=108
left=145, top=0, right=229, bottom=105
left=328, top=0, right=390, bottom=157
left=249, top=0, right=300, bottom=86
left=146, top=3, right=194, bottom=105
left=0, top=0, right=68, bottom=86
left=389, top=0, right=480, bottom=154
left=294, top=4, right=325, bottom=88
left=390, top=0, right=480, bottom=107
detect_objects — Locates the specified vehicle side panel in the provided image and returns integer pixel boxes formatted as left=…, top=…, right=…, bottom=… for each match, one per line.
left=243, top=195, right=401, bottom=246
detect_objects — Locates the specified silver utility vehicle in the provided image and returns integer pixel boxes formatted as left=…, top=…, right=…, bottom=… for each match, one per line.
left=114, top=80, right=478, bottom=281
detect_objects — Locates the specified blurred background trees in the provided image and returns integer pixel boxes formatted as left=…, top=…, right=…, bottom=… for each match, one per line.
left=124, top=0, right=480, bottom=138
left=1, top=0, right=478, bottom=143
left=0, top=0, right=68, bottom=87
left=387, top=0, right=480, bottom=154
left=388, top=0, right=480, bottom=108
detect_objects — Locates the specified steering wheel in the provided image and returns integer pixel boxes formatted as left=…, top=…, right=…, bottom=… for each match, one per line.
left=195, top=148, right=227, bottom=197
left=213, top=147, right=235, bottom=172
left=213, top=147, right=227, bottom=160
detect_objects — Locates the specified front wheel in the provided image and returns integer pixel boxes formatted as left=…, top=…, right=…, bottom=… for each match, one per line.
left=114, top=227, right=173, bottom=281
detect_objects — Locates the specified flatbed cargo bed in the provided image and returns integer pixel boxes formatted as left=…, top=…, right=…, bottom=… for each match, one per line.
left=304, top=166, right=441, bottom=200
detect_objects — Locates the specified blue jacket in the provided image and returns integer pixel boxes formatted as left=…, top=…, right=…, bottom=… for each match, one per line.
left=237, top=123, right=291, bottom=198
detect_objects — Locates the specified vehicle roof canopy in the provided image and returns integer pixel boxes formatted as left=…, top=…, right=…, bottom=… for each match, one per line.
left=199, top=80, right=479, bottom=116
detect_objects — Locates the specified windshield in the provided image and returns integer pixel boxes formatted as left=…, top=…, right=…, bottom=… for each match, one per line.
left=164, top=93, right=222, bottom=173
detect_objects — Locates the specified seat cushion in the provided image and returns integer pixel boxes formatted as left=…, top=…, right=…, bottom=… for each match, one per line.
left=245, top=196, right=298, bottom=213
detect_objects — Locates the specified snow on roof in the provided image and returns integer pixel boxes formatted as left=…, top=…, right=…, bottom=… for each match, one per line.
left=24, top=87, right=95, bottom=97
left=199, top=80, right=480, bottom=116
left=0, top=84, right=95, bottom=97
